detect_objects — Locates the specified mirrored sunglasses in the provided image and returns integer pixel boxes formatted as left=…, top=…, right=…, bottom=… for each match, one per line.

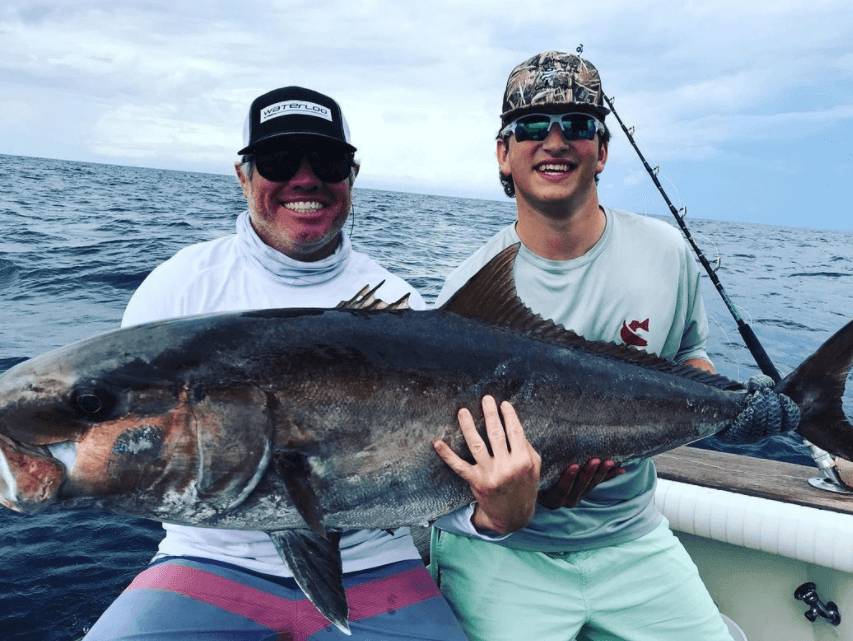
left=254, top=143, right=353, bottom=184
left=500, top=112, right=605, bottom=143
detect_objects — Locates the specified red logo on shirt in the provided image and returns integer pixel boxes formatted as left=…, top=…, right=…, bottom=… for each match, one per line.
left=620, top=318, right=649, bottom=347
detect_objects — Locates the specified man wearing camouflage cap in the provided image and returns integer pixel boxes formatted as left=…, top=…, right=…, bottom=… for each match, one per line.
left=428, top=51, right=741, bottom=641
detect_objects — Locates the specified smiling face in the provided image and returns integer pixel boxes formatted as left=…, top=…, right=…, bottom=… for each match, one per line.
left=497, top=115, right=608, bottom=221
left=236, top=139, right=356, bottom=262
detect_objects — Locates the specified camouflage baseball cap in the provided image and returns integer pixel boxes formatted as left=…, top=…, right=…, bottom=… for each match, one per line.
left=501, top=51, right=610, bottom=122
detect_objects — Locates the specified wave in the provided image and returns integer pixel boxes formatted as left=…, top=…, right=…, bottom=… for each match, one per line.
left=788, top=271, right=851, bottom=278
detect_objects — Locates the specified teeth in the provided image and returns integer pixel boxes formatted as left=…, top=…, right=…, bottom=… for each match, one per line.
left=47, top=441, right=78, bottom=471
left=538, top=163, right=572, bottom=173
left=283, top=201, right=323, bottom=212
left=0, top=447, right=17, bottom=503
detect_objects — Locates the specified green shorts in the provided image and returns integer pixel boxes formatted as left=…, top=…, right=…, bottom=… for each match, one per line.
left=430, top=518, right=733, bottom=641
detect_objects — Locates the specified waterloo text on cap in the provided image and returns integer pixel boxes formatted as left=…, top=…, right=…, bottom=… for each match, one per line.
left=238, top=86, right=356, bottom=155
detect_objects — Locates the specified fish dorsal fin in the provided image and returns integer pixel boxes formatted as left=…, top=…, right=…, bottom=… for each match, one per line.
left=441, top=244, right=523, bottom=323
left=441, top=243, right=742, bottom=390
left=337, top=281, right=411, bottom=311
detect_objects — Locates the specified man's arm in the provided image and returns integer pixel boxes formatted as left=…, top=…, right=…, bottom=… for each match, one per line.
left=684, top=357, right=716, bottom=373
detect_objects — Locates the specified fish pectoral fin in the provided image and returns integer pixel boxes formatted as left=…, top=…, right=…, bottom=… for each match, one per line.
left=269, top=529, right=350, bottom=635
left=274, top=452, right=326, bottom=538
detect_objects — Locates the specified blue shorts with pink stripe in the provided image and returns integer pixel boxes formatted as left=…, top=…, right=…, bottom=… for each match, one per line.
left=84, top=556, right=469, bottom=640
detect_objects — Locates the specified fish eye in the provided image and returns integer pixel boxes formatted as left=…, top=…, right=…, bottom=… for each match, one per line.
left=77, top=393, right=103, bottom=414
left=72, top=387, right=113, bottom=419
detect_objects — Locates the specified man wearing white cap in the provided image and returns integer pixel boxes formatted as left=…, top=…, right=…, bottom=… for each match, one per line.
left=84, top=86, right=469, bottom=641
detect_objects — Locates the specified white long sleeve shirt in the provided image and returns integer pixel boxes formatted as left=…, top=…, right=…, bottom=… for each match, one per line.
left=122, top=211, right=426, bottom=577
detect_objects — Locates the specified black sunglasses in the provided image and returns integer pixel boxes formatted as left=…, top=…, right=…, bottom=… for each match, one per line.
left=254, top=143, right=354, bottom=184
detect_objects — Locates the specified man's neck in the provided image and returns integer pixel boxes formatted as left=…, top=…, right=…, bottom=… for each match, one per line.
left=515, top=198, right=606, bottom=261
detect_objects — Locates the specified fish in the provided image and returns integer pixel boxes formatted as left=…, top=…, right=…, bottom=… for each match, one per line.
left=1, top=243, right=853, bottom=634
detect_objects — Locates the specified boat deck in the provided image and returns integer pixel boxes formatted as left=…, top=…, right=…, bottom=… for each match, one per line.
left=655, top=446, right=853, bottom=515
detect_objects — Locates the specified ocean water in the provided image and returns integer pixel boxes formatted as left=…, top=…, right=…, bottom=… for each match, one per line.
left=1, top=153, right=852, bottom=640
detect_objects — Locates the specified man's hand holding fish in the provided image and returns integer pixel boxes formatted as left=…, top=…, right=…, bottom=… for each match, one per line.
left=433, top=395, right=542, bottom=534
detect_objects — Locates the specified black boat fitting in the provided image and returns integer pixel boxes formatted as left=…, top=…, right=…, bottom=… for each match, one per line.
left=795, top=582, right=841, bottom=626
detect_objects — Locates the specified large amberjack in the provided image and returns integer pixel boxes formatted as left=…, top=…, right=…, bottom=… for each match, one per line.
left=2, top=244, right=853, bottom=634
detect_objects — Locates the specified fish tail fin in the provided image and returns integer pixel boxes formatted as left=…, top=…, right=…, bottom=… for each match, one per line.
left=781, top=318, right=853, bottom=460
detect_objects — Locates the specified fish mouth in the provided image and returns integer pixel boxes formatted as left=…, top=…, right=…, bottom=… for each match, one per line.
left=0, top=433, right=68, bottom=514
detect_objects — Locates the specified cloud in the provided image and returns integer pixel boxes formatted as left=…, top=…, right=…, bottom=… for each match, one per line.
left=90, top=104, right=235, bottom=161
left=1, top=0, right=851, bottom=226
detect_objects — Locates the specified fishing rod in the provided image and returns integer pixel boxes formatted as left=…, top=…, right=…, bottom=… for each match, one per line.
left=601, top=93, right=781, bottom=383
left=600, top=85, right=851, bottom=491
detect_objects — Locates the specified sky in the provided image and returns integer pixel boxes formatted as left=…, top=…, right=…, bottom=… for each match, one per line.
left=1, top=0, right=851, bottom=231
